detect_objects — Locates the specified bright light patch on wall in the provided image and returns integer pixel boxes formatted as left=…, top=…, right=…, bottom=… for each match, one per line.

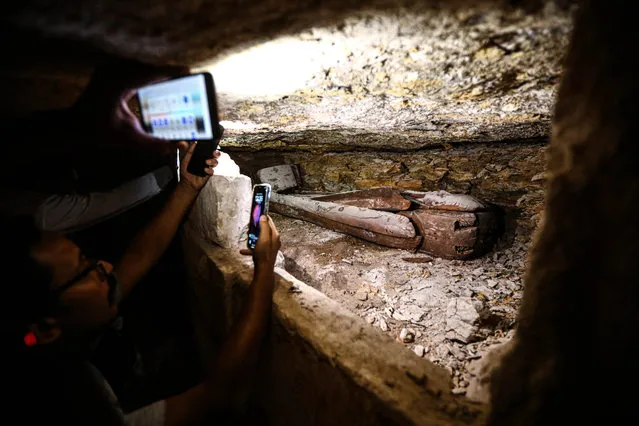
left=219, top=120, right=261, bottom=131
left=200, top=37, right=342, bottom=101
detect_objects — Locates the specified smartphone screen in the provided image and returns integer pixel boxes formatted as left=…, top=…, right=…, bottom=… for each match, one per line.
left=247, top=184, right=271, bottom=249
left=137, top=74, right=215, bottom=141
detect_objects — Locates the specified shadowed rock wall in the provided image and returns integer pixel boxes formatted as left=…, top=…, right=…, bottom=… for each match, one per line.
left=489, top=0, right=639, bottom=424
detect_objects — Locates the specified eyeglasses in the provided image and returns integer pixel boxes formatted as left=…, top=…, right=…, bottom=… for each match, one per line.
left=50, top=259, right=108, bottom=300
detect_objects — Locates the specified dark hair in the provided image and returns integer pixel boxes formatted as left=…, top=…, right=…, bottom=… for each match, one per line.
left=0, top=215, right=53, bottom=348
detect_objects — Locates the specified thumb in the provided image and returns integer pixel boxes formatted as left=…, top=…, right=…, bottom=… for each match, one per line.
left=239, top=249, right=253, bottom=256
left=258, top=215, right=271, bottom=240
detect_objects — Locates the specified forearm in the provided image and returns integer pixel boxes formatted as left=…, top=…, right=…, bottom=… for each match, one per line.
left=211, top=267, right=275, bottom=387
left=117, top=183, right=198, bottom=296
left=164, top=267, right=276, bottom=426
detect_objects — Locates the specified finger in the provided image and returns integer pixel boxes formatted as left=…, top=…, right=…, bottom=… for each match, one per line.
left=258, top=215, right=272, bottom=241
left=267, top=215, right=276, bottom=227
left=182, top=141, right=197, bottom=167
left=205, top=159, right=218, bottom=167
left=239, top=249, right=253, bottom=256
left=204, top=167, right=214, bottom=176
left=266, top=215, right=278, bottom=235
left=213, top=151, right=222, bottom=158
left=177, top=142, right=188, bottom=162
left=267, top=216, right=280, bottom=246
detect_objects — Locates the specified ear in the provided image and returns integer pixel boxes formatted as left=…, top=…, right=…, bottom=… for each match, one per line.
left=28, top=318, right=61, bottom=345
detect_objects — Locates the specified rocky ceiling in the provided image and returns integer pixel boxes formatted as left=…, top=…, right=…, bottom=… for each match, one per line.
left=2, top=0, right=574, bottom=148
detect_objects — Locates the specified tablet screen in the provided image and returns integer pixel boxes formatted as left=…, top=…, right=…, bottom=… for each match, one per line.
left=138, top=74, right=213, bottom=140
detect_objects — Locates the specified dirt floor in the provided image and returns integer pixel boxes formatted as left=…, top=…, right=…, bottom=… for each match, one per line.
left=273, top=213, right=531, bottom=401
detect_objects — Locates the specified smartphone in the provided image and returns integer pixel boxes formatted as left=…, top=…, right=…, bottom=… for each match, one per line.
left=136, top=72, right=223, bottom=176
left=247, top=184, right=272, bottom=250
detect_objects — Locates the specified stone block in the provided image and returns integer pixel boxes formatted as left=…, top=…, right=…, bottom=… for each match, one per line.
left=445, top=297, right=483, bottom=343
left=187, top=153, right=252, bottom=248
left=257, top=164, right=301, bottom=192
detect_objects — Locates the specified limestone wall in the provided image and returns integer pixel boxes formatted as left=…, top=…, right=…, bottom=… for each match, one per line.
left=231, top=141, right=546, bottom=232
left=181, top=228, right=487, bottom=425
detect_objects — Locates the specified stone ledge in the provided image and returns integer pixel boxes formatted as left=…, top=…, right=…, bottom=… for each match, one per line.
left=220, top=128, right=549, bottom=153
left=183, top=229, right=487, bottom=425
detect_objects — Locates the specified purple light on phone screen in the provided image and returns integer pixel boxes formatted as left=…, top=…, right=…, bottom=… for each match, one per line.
left=252, top=204, right=262, bottom=227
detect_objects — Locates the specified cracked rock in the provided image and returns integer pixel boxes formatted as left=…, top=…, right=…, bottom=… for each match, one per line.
left=355, top=290, right=368, bottom=301
left=445, top=297, right=483, bottom=343
left=379, top=319, right=388, bottom=332
left=187, top=160, right=251, bottom=248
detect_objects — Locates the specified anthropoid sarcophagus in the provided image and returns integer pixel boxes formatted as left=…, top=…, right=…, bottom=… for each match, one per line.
left=399, top=191, right=499, bottom=260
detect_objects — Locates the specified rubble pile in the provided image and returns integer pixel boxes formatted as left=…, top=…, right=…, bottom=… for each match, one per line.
left=275, top=214, right=530, bottom=399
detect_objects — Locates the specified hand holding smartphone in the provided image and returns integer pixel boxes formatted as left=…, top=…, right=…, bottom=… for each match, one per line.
left=247, top=184, right=272, bottom=250
left=136, top=72, right=223, bottom=176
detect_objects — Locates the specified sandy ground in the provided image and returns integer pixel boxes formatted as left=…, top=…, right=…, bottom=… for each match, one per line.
left=273, top=213, right=531, bottom=400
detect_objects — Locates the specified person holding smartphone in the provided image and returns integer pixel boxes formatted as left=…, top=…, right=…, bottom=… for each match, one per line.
left=0, top=140, right=282, bottom=425
left=0, top=60, right=190, bottom=234
left=0, top=60, right=222, bottom=406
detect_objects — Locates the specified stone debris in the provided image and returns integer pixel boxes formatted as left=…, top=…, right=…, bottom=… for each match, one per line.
left=413, top=345, right=425, bottom=357
left=436, top=344, right=452, bottom=359
left=379, top=318, right=389, bottom=332
left=399, top=328, right=415, bottom=343
left=355, top=290, right=369, bottom=301
left=450, top=345, right=467, bottom=361
left=275, top=214, right=531, bottom=398
left=393, top=311, right=409, bottom=321
left=445, top=297, right=483, bottom=343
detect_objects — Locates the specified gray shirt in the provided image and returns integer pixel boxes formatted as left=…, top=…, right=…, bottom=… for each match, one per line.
left=0, top=165, right=173, bottom=232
